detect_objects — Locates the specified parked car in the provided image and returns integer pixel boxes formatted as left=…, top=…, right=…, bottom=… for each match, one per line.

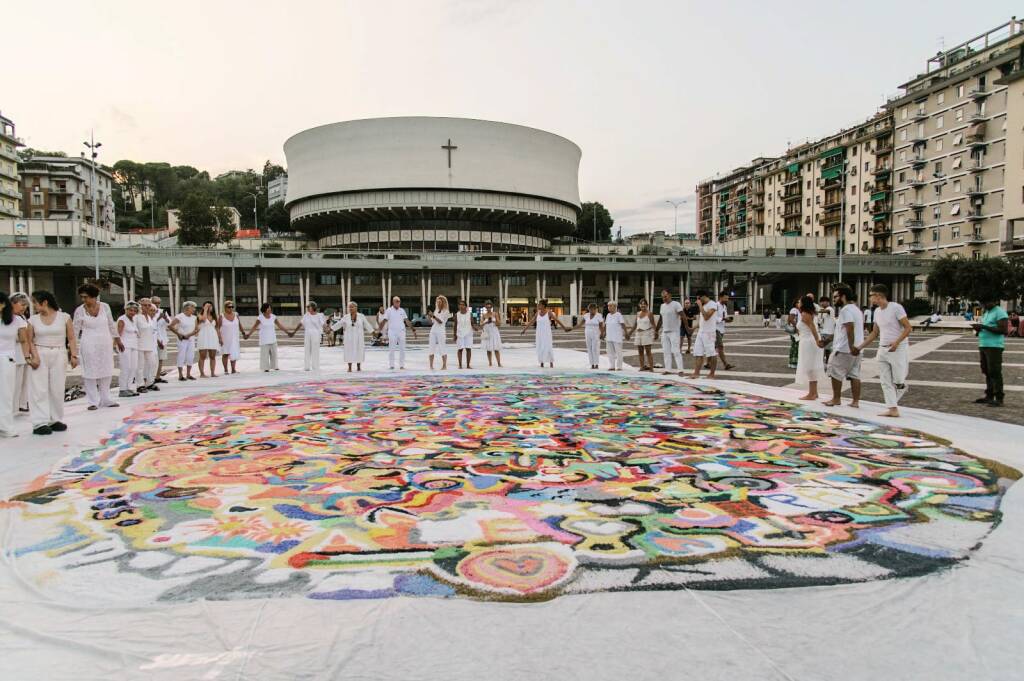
left=411, top=313, right=431, bottom=327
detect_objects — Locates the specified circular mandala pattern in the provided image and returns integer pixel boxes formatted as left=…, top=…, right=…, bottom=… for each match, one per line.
left=7, top=374, right=1019, bottom=602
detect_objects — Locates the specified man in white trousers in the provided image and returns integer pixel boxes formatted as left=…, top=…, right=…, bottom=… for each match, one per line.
left=603, top=301, right=626, bottom=370
left=379, top=296, right=418, bottom=370
left=856, top=283, right=912, bottom=417
left=654, top=289, right=685, bottom=375
left=151, top=295, right=170, bottom=384
left=136, top=298, right=159, bottom=392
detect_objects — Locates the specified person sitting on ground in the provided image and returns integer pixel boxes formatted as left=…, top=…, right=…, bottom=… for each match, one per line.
left=921, top=311, right=942, bottom=330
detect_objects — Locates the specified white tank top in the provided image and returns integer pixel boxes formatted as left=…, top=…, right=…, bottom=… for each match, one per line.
left=118, top=314, right=139, bottom=348
left=29, top=311, right=69, bottom=348
left=258, top=314, right=278, bottom=345
left=456, top=311, right=472, bottom=334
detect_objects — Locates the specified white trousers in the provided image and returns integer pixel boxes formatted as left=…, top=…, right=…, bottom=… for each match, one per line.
left=14, top=362, right=29, bottom=413
left=119, top=347, right=139, bottom=392
left=877, top=345, right=909, bottom=408
left=304, top=333, right=320, bottom=371
left=30, top=346, right=66, bottom=427
left=137, top=349, right=157, bottom=387
left=661, top=330, right=684, bottom=370
left=84, top=376, right=115, bottom=408
left=388, top=332, right=406, bottom=368
left=606, top=340, right=624, bottom=369
left=0, top=356, right=15, bottom=435
left=260, top=343, right=279, bottom=371
left=176, top=337, right=195, bottom=367
left=585, top=327, right=601, bottom=366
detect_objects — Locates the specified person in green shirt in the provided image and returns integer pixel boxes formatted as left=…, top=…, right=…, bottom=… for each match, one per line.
left=971, top=300, right=1009, bottom=407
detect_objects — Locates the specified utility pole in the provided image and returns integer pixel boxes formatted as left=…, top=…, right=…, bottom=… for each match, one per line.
left=83, top=132, right=102, bottom=279
left=665, top=199, right=686, bottom=235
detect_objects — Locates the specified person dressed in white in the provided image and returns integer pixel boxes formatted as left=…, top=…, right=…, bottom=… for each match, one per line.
left=856, top=284, right=912, bottom=417
left=654, top=290, right=685, bottom=376
left=73, top=283, right=123, bottom=409
left=794, top=296, right=827, bottom=400
left=521, top=299, right=569, bottom=368
left=714, top=291, right=736, bottom=371
left=9, top=293, right=31, bottom=416
left=603, top=301, right=626, bottom=371
left=135, top=298, right=159, bottom=392
left=116, top=301, right=141, bottom=398
left=244, top=303, right=293, bottom=372
left=337, top=301, right=375, bottom=372
left=454, top=300, right=477, bottom=369
left=195, top=301, right=221, bottom=378
left=480, top=300, right=503, bottom=367
left=379, top=297, right=417, bottom=370
left=817, top=297, right=837, bottom=366
left=822, top=285, right=864, bottom=409
left=218, top=300, right=241, bottom=375
left=690, top=292, right=720, bottom=379
left=26, top=290, right=77, bottom=435
left=427, top=295, right=452, bottom=370
left=151, top=295, right=170, bottom=385
left=168, top=301, right=199, bottom=381
left=293, top=301, right=326, bottom=371
left=631, top=299, right=655, bottom=371
left=0, top=291, right=32, bottom=437
left=575, top=304, right=604, bottom=369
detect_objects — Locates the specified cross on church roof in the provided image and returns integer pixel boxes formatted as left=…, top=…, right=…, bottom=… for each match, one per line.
left=442, top=138, right=457, bottom=169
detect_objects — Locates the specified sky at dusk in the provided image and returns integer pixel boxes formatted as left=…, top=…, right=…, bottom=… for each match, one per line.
left=6, top=0, right=1019, bottom=235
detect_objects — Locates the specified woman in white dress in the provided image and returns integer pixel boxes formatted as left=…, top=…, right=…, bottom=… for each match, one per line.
left=454, top=299, right=477, bottom=369
left=292, top=301, right=326, bottom=371
left=195, top=301, right=221, bottom=378
left=338, top=301, right=375, bottom=372
left=116, top=301, right=141, bottom=397
left=9, top=292, right=31, bottom=416
left=26, top=290, right=77, bottom=435
left=480, top=300, right=503, bottom=368
left=427, top=295, right=451, bottom=370
left=795, top=296, right=827, bottom=401
left=218, top=300, right=241, bottom=374
left=631, top=298, right=655, bottom=371
left=0, top=291, right=31, bottom=437
left=73, top=283, right=123, bottom=409
left=574, top=303, right=604, bottom=369
left=521, top=299, right=569, bottom=368
left=134, top=298, right=159, bottom=392
left=244, top=303, right=292, bottom=372
left=168, top=301, right=199, bottom=381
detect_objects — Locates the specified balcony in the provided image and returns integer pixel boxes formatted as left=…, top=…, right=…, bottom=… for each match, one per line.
left=969, top=111, right=988, bottom=122
left=913, top=108, right=928, bottom=121
left=781, top=191, right=801, bottom=202
left=968, top=160, right=985, bottom=173
left=819, top=211, right=842, bottom=227
left=908, top=241, right=926, bottom=252
left=966, top=185, right=985, bottom=198
left=780, top=207, right=801, bottom=219
left=910, top=156, right=927, bottom=168
left=908, top=177, right=927, bottom=188
left=907, top=200, right=925, bottom=210
left=1002, top=236, right=1024, bottom=253
left=966, top=230, right=986, bottom=244
left=966, top=210, right=984, bottom=222
left=968, top=85, right=990, bottom=100
left=968, top=136, right=988, bottom=149
left=871, top=202, right=892, bottom=214
left=869, top=246, right=892, bottom=254
left=906, top=219, right=925, bottom=231
left=872, top=223, right=892, bottom=236
left=911, top=136, right=928, bottom=146
left=782, top=174, right=801, bottom=187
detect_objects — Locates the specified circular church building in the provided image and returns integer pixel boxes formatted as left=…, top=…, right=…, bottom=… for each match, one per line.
left=283, top=117, right=581, bottom=251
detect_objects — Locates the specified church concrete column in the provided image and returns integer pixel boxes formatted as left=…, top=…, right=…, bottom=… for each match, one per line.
left=262, top=270, right=269, bottom=306
left=27, top=269, right=35, bottom=301
left=16, top=269, right=25, bottom=294
left=381, top=272, right=388, bottom=307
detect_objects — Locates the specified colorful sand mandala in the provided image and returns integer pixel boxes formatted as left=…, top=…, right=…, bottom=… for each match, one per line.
left=5, top=374, right=1018, bottom=603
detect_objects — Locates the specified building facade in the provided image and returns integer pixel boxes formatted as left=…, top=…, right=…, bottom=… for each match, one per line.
left=19, top=155, right=115, bottom=229
left=698, top=17, right=1024, bottom=265
left=267, top=174, right=288, bottom=206
left=0, top=113, right=20, bottom=219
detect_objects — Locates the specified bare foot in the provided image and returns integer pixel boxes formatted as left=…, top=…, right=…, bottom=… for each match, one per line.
left=821, top=400, right=841, bottom=406
left=880, top=408, right=899, bottom=417
left=799, top=394, right=817, bottom=400
left=707, top=374, right=717, bottom=379
left=849, top=402, right=860, bottom=408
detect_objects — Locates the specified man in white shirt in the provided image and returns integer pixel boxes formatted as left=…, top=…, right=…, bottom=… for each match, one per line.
left=379, top=296, right=418, bottom=370
left=715, top=291, right=735, bottom=370
left=654, top=289, right=685, bottom=375
left=603, top=301, right=626, bottom=371
left=689, top=291, right=720, bottom=379
left=856, top=284, right=912, bottom=417
left=823, top=284, right=864, bottom=408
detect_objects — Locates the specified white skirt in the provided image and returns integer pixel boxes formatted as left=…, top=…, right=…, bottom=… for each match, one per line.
left=481, top=324, right=502, bottom=352
left=197, top=323, right=219, bottom=352
left=795, top=337, right=826, bottom=385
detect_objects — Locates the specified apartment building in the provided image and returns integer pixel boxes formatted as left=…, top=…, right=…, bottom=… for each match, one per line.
left=19, top=155, right=116, bottom=229
left=267, top=173, right=288, bottom=206
left=0, top=113, right=20, bottom=219
left=890, top=18, right=1024, bottom=258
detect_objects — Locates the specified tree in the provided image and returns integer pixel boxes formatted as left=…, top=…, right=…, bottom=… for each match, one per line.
left=265, top=201, right=290, bottom=233
left=176, top=193, right=218, bottom=246
left=576, top=202, right=614, bottom=242
left=211, top=204, right=237, bottom=244
left=927, top=255, right=1016, bottom=304
left=17, top=148, right=67, bottom=161
left=263, top=161, right=286, bottom=182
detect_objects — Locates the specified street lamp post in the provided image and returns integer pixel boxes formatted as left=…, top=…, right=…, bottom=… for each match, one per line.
left=246, top=192, right=259, bottom=233
left=665, top=199, right=687, bottom=235
left=83, top=132, right=102, bottom=280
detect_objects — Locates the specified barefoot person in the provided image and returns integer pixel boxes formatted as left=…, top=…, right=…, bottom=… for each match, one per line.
left=294, top=302, right=326, bottom=372
left=338, top=301, right=375, bottom=372
left=454, top=300, right=476, bottom=369
left=480, top=300, right=503, bottom=367
left=795, top=296, right=826, bottom=401
left=379, top=296, right=417, bottom=370
left=575, top=303, right=603, bottom=369
left=244, top=303, right=292, bottom=372
left=26, top=290, right=77, bottom=435
left=856, top=284, right=912, bottom=417
left=135, top=298, right=158, bottom=392
left=427, top=295, right=452, bottom=370
left=195, top=301, right=221, bottom=378
left=168, top=301, right=199, bottom=381
left=603, top=301, right=626, bottom=371
left=654, top=290, right=685, bottom=375
left=151, top=295, right=170, bottom=384
left=631, top=299, right=655, bottom=371
left=522, top=299, right=569, bottom=368
left=822, top=284, right=864, bottom=408
left=218, top=300, right=241, bottom=375
left=690, top=291, right=719, bottom=379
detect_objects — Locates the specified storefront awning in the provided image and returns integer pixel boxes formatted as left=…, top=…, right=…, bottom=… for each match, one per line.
left=820, top=167, right=842, bottom=180
left=819, top=146, right=844, bottom=160
left=505, top=298, right=530, bottom=305
left=546, top=298, right=565, bottom=305
left=870, top=191, right=889, bottom=202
